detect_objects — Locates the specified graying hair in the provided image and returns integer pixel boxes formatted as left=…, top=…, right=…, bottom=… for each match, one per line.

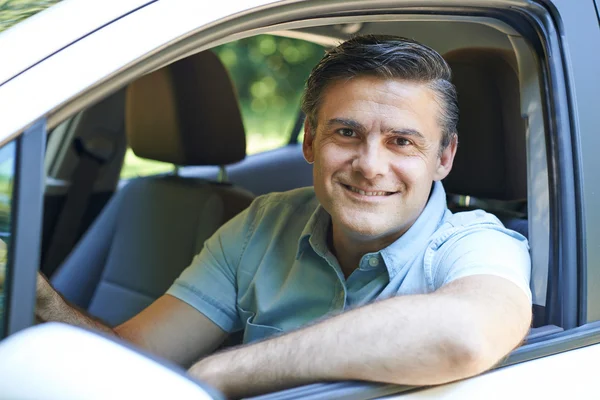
left=301, top=35, right=458, bottom=150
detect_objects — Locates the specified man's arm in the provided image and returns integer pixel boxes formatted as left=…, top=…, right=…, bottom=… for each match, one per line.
left=116, top=294, right=228, bottom=366
left=36, top=274, right=228, bottom=366
left=190, top=275, right=532, bottom=398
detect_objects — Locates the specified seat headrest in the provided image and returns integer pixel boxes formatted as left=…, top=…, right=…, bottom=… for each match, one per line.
left=125, top=51, right=246, bottom=166
left=443, top=48, right=527, bottom=201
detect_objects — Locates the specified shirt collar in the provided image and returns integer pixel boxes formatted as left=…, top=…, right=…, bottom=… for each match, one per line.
left=296, top=204, right=330, bottom=260
left=296, top=181, right=449, bottom=273
left=380, top=181, right=448, bottom=279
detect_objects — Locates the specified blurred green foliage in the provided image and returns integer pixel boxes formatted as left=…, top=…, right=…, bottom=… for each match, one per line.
left=215, top=36, right=324, bottom=152
left=0, top=0, right=61, bottom=33
left=215, top=35, right=323, bottom=128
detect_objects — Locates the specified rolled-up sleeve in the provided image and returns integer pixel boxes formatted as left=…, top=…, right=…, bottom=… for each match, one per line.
left=432, top=227, right=532, bottom=303
left=166, top=206, right=254, bottom=333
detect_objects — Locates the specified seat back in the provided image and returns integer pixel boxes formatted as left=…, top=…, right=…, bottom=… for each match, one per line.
left=51, top=51, right=253, bottom=326
left=443, top=48, right=547, bottom=325
left=443, top=48, right=528, bottom=232
left=443, top=48, right=527, bottom=204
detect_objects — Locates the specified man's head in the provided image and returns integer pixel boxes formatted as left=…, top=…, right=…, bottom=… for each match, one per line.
left=301, top=35, right=459, bottom=246
left=302, top=35, right=458, bottom=151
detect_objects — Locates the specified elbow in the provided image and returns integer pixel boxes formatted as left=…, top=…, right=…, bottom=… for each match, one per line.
left=444, top=332, right=499, bottom=382
left=443, top=310, right=531, bottom=381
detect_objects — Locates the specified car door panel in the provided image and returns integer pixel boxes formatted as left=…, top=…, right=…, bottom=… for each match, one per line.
left=397, top=342, right=600, bottom=398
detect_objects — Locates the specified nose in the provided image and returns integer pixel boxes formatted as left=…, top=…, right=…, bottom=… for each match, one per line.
left=352, top=140, right=389, bottom=180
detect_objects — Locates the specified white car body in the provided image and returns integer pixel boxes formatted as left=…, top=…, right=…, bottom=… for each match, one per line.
left=1, top=0, right=599, bottom=398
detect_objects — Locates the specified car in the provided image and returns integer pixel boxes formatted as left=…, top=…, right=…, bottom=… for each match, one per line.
left=0, top=0, right=599, bottom=398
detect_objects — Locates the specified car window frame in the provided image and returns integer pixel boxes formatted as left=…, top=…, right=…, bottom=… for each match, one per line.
left=568, top=0, right=600, bottom=324
left=2, top=118, right=45, bottom=338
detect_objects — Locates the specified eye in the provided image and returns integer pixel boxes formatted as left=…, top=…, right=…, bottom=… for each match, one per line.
left=392, top=137, right=412, bottom=146
left=337, top=128, right=356, bottom=138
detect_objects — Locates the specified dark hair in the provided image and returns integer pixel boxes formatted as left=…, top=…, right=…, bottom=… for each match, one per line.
left=301, top=35, right=458, bottom=150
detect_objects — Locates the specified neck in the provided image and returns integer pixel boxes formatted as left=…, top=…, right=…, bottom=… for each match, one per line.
left=329, top=224, right=405, bottom=279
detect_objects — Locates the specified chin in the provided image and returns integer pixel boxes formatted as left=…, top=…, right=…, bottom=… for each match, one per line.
left=338, top=214, right=394, bottom=239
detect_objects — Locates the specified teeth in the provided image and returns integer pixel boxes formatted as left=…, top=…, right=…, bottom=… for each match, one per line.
left=347, top=186, right=390, bottom=196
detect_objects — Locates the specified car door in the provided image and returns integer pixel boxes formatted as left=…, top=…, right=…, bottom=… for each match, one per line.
left=1, top=0, right=600, bottom=399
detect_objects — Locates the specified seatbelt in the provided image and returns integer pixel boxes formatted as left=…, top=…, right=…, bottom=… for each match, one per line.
left=44, top=137, right=114, bottom=276
left=447, top=193, right=527, bottom=219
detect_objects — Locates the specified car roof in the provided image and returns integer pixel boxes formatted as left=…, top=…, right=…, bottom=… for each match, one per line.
left=0, top=0, right=153, bottom=86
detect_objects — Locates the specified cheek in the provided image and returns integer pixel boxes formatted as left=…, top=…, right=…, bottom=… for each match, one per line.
left=315, top=142, right=352, bottom=175
left=390, top=156, right=435, bottom=186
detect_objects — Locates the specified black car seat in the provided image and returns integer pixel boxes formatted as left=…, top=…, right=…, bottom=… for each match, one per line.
left=51, top=51, right=254, bottom=326
left=443, top=48, right=545, bottom=326
left=443, top=48, right=528, bottom=236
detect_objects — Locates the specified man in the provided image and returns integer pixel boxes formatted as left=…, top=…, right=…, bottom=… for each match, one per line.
left=36, top=35, right=532, bottom=398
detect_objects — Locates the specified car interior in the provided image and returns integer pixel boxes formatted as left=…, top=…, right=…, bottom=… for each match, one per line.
left=40, top=15, right=553, bottom=351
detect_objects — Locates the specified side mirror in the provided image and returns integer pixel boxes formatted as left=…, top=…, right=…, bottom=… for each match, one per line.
left=0, top=322, right=224, bottom=399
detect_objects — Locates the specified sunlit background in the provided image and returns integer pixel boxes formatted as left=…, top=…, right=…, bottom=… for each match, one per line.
left=0, top=0, right=325, bottom=179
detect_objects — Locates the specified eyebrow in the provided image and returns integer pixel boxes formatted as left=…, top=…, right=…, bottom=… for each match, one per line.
left=389, top=128, right=425, bottom=140
left=325, top=118, right=425, bottom=139
left=326, top=118, right=364, bottom=131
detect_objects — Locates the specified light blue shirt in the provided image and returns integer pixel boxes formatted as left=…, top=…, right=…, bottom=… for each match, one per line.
left=167, top=181, right=531, bottom=343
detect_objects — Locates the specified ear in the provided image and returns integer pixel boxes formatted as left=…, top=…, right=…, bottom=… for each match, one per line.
left=302, top=122, right=315, bottom=164
left=433, top=133, right=457, bottom=181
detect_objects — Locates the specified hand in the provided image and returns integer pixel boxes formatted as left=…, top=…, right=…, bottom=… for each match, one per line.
left=35, top=272, right=60, bottom=320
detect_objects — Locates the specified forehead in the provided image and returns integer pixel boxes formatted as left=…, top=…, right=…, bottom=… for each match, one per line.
left=317, top=76, right=442, bottom=135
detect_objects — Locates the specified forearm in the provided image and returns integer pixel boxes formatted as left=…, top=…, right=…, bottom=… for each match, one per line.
left=191, top=296, right=500, bottom=397
left=36, top=286, right=115, bottom=336
left=190, top=277, right=530, bottom=398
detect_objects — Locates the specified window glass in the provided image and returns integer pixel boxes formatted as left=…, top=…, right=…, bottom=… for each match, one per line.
left=0, top=141, right=16, bottom=334
left=120, top=34, right=324, bottom=179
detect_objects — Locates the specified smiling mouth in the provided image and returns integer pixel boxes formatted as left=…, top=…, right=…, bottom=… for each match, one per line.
left=343, top=184, right=396, bottom=197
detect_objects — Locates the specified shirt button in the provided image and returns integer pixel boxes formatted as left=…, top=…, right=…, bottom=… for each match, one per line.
left=368, top=257, right=379, bottom=267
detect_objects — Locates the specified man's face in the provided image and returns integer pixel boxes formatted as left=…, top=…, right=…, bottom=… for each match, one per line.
left=303, top=76, right=457, bottom=243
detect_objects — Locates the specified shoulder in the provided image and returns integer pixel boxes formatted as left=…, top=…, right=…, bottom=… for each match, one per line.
left=228, top=186, right=319, bottom=238
left=252, top=186, right=319, bottom=210
left=208, top=187, right=319, bottom=266
left=426, top=209, right=531, bottom=299
left=243, top=186, right=319, bottom=223
left=431, top=209, right=527, bottom=249
left=430, top=210, right=529, bottom=267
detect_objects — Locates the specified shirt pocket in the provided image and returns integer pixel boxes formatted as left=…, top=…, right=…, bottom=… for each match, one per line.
left=238, top=307, right=283, bottom=344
